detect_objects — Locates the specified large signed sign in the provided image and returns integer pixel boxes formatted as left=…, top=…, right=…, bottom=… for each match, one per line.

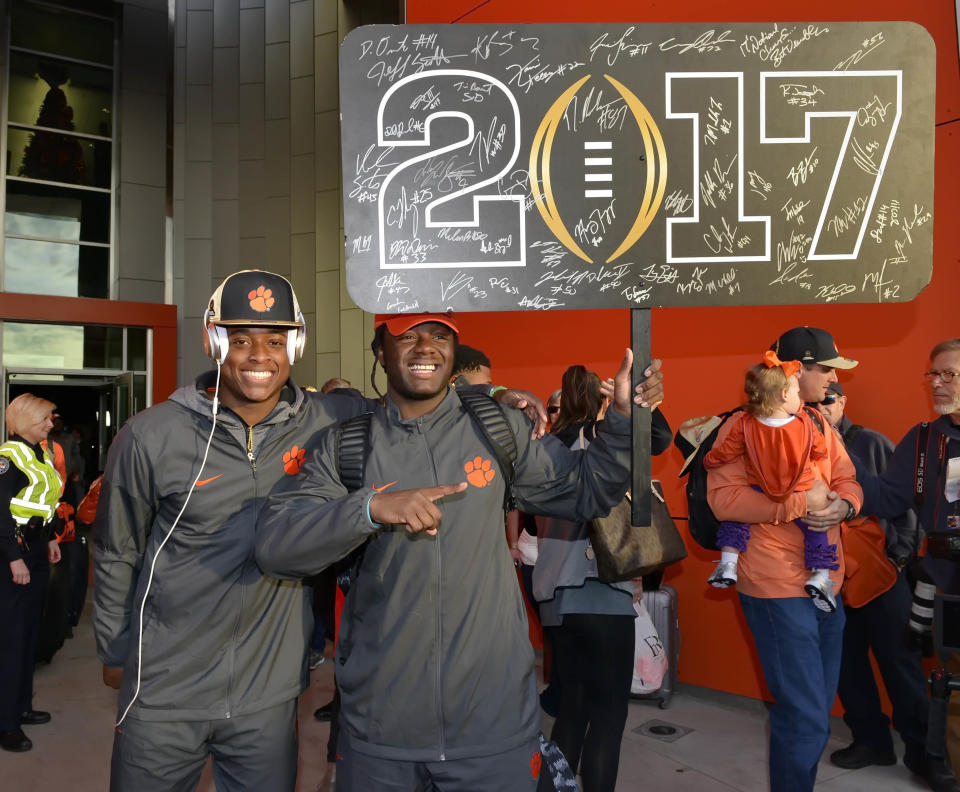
left=339, top=23, right=935, bottom=313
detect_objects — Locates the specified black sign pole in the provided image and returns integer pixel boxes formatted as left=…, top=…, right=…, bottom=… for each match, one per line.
left=631, top=307, right=652, bottom=527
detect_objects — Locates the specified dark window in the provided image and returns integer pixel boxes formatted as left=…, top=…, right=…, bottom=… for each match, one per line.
left=127, top=328, right=148, bottom=371
left=6, top=180, right=110, bottom=243
left=82, top=325, right=123, bottom=369
left=7, top=128, right=111, bottom=189
left=8, top=51, right=113, bottom=137
left=11, top=2, right=114, bottom=66
left=4, top=0, right=115, bottom=298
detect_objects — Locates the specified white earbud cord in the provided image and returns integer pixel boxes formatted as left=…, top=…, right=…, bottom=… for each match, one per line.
left=115, top=363, right=222, bottom=727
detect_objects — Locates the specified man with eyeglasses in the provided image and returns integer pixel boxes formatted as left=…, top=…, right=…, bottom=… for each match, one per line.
left=813, top=382, right=934, bottom=785
left=849, top=338, right=960, bottom=792
left=854, top=338, right=960, bottom=590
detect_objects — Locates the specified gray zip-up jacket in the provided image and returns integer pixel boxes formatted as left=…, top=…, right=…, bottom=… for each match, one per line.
left=256, top=388, right=632, bottom=761
left=93, top=373, right=369, bottom=721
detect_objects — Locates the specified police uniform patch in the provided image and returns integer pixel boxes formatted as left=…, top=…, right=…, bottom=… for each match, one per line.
left=0, top=457, right=9, bottom=474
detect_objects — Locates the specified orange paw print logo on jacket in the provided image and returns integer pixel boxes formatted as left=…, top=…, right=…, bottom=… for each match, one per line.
left=248, top=285, right=274, bottom=312
left=283, top=445, right=306, bottom=475
left=464, top=456, right=495, bottom=487
left=530, top=751, right=541, bottom=779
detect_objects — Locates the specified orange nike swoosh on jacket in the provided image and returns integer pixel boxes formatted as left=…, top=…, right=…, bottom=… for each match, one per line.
left=371, top=480, right=398, bottom=493
left=196, top=474, right=223, bottom=487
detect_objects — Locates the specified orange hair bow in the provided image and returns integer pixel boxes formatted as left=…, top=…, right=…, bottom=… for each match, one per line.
left=762, top=350, right=800, bottom=377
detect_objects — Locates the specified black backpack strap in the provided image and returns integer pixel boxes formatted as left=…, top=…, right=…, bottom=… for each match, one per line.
left=334, top=412, right=374, bottom=594
left=457, top=390, right=519, bottom=511
left=336, top=412, right=374, bottom=491
left=842, top=423, right=865, bottom=447
left=801, top=404, right=825, bottom=434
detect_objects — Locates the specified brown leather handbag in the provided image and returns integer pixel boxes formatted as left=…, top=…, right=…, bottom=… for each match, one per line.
left=589, top=481, right=688, bottom=582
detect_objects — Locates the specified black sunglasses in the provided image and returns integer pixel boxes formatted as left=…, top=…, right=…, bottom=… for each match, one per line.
left=547, top=405, right=560, bottom=414
left=806, top=394, right=839, bottom=408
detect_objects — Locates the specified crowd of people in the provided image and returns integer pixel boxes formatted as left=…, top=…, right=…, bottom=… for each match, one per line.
left=2, top=267, right=957, bottom=792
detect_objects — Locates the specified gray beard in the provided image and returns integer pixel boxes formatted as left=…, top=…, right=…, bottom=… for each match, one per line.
left=933, top=398, right=960, bottom=417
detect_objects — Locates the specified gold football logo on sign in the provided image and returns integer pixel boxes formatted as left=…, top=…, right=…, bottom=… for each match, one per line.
left=529, top=74, right=668, bottom=265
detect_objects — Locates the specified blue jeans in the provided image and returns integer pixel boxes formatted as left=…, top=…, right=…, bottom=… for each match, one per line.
left=739, top=594, right=846, bottom=792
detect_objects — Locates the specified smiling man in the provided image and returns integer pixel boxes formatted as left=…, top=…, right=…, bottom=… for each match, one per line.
left=255, top=313, right=663, bottom=792
left=93, top=270, right=377, bottom=792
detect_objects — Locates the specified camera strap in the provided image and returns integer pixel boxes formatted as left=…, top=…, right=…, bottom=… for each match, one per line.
left=914, top=422, right=953, bottom=556
left=915, top=422, right=931, bottom=511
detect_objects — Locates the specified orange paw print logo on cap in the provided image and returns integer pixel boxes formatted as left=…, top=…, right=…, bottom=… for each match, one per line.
left=283, top=445, right=306, bottom=475
left=248, top=285, right=274, bottom=312
left=465, top=456, right=495, bottom=487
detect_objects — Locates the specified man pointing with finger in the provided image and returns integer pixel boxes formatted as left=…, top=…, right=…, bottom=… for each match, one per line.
left=257, top=312, right=661, bottom=791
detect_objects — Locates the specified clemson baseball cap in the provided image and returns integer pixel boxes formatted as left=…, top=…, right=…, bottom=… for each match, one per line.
left=771, top=327, right=858, bottom=370
left=206, top=270, right=303, bottom=327
left=374, top=312, right=460, bottom=335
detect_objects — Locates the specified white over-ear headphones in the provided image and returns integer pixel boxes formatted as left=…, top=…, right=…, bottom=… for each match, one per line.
left=203, top=312, right=306, bottom=366
left=204, top=312, right=231, bottom=365
left=285, top=313, right=307, bottom=365
left=203, top=310, right=307, bottom=366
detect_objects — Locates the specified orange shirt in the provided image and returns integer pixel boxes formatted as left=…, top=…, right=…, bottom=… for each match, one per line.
left=705, top=411, right=827, bottom=498
left=41, top=439, right=66, bottom=497
left=706, top=416, right=862, bottom=599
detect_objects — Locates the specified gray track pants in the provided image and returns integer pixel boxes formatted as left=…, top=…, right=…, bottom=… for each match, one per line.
left=110, top=698, right=298, bottom=792
left=335, top=733, right=542, bottom=792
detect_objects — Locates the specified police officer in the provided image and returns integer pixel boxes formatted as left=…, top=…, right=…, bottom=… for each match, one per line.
left=0, top=393, right=62, bottom=752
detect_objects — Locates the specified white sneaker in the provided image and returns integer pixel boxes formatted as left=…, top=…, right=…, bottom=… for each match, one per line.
left=804, top=570, right=837, bottom=612
left=708, top=560, right=738, bottom=588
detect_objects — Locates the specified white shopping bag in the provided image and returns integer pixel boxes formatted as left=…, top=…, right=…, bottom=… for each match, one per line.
left=631, top=599, right=668, bottom=694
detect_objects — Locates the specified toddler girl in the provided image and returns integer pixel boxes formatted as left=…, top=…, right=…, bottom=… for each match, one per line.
left=704, top=350, right=838, bottom=611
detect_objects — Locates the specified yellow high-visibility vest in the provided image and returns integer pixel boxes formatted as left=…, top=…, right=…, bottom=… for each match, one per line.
left=0, top=440, right=62, bottom=526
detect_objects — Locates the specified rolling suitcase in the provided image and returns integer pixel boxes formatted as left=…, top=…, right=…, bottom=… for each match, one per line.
left=35, top=558, right=70, bottom=664
left=633, top=583, right=680, bottom=709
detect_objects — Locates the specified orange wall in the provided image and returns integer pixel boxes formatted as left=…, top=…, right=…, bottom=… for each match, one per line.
left=405, top=1, right=960, bottom=704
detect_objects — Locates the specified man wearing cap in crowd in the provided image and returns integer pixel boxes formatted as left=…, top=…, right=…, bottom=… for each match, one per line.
left=766, top=327, right=863, bottom=534
left=707, top=326, right=861, bottom=792
left=92, top=272, right=551, bottom=792
left=815, top=382, right=939, bottom=788
left=255, top=312, right=664, bottom=791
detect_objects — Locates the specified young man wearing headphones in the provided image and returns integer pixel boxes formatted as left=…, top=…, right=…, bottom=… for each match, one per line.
left=93, top=270, right=380, bottom=791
